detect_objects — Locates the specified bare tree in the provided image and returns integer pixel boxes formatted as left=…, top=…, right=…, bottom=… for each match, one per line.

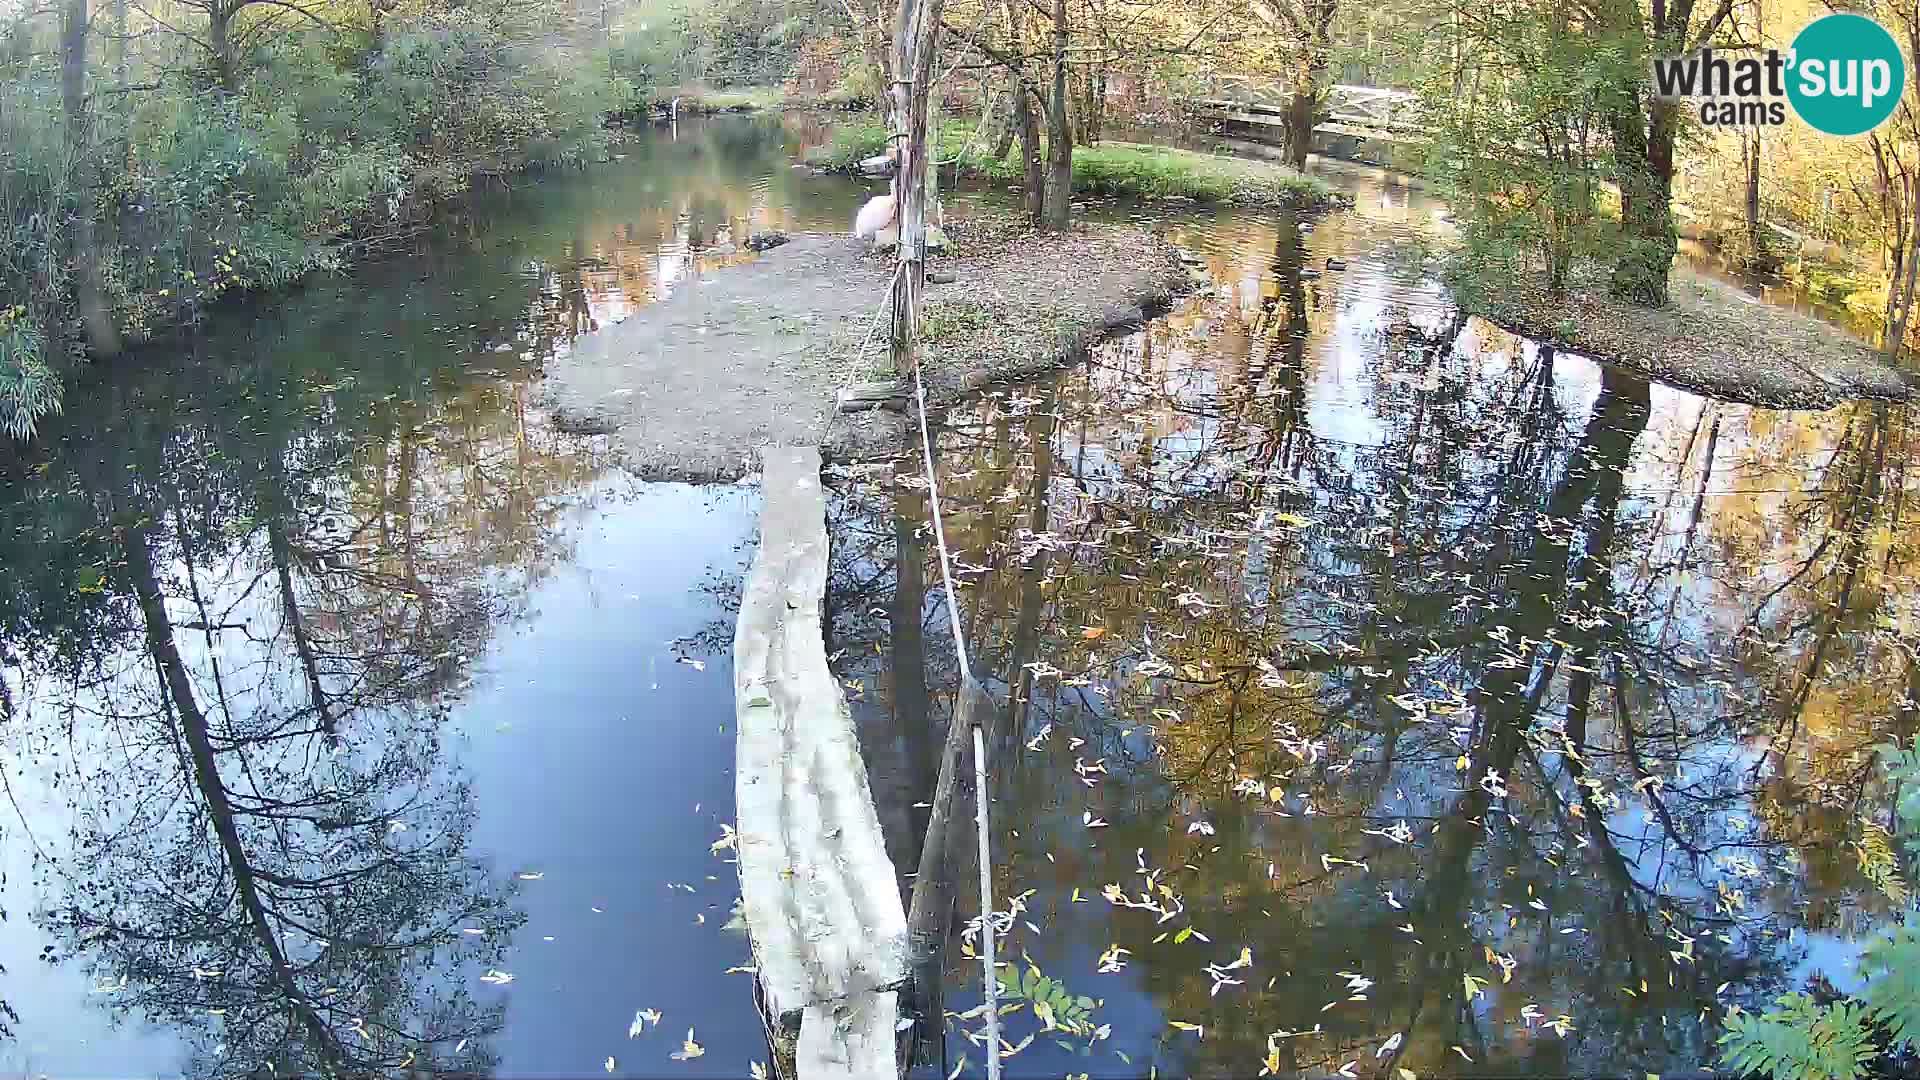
left=134, top=0, right=334, bottom=90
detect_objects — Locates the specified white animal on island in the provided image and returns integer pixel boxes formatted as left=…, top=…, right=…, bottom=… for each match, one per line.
left=852, top=146, right=947, bottom=253
left=853, top=175, right=899, bottom=250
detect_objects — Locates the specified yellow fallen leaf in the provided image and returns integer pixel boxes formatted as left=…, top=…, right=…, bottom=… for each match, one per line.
left=1081, top=627, right=1107, bottom=639
left=670, top=1028, right=704, bottom=1061
left=1169, top=1021, right=1205, bottom=1038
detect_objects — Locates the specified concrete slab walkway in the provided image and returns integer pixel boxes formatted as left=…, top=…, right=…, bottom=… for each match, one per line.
left=733, top=446, right=908, bottom=1078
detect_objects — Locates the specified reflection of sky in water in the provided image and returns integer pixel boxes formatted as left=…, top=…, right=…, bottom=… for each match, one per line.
left=3, top=112, right=1913, bottom=1078
left=884, top=159, right=1916, bottom=1075
left=455, top=483, right=763, bottom=1077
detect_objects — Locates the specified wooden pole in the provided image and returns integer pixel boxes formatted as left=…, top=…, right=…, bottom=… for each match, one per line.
left=904, top=676, right=991, bottom=1043
left=888, top=0, right=946, bottom=376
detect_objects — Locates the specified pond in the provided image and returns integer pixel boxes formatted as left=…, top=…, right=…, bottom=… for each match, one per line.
left=1, top=113, right=1912, bottom=1079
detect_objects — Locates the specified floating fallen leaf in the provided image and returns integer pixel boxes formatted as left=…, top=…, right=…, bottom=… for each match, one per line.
left=670, top=1028, right=704, bottom=1060
left=480, top=969, right=514, bottom=985
left=711, top=825, right=737, bottom=853
left=1169, top=1021, right=1205, bottom=1038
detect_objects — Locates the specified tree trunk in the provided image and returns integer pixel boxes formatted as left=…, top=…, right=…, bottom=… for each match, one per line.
left=1887, top=176, right=1920, bottom=359
left=210, top=3, right=238, bottom=91
left=1743, top=128, right=1763, bottom=264
left=62, top=0, right=117, bottom=355
left=1001, top=0, right=1039, bottom=216
left=1073, top=63, right=1094, bottom=145
left=1610, top=99, right=1677, bottom=305
left=1089, top=59, right=1106, bottom=143
left=1281, top=82, right=1315, bottom=171
left=268, top=518, right=336, bottom=734
left=984, top=72, right=1016, bottom=160
left=126, top=520, right=342, bottom=1066
left=1016, top=83, right=1044, bottom=224
left=1041, top=0, right=1071, bottom=230
left=1280, top=0, right=1335, bottom=171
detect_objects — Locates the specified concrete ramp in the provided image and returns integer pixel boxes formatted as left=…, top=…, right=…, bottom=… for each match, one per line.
left=734, top=446, right=908, bottom=1077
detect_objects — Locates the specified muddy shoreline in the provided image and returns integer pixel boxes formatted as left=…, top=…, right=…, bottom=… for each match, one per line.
left=1471, top=269, right=1920, bottom=409
left=537, top=218, right=1192, bottom=481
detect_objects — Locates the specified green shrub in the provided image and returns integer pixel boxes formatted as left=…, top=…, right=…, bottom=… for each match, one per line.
left=0, top=4, right=636, bottom=432
left=1717, top=736, right=1920, bottom=1080
left=0, top=307, right=59, bottom=439
left=0, top=64, right=75, bottom=434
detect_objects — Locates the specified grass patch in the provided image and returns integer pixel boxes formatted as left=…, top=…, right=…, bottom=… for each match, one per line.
left=650, top=86, right=786, bottom=113
left=801, top=119, right=981, bottom=171
left=922, top=300, right=996, bottom=342
left=803, top=120, right=1343, bottom=209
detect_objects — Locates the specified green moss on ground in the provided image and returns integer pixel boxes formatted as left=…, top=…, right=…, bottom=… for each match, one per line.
left=641, top=86, right=786, bottom=113
left=637, top=85, right=872, bottom=115
left=803, top=120, right=1346, bottom=210
left=1465, top=265, right=1920, bottom=408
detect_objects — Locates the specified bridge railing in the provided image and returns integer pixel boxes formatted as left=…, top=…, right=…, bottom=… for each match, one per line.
left=1188, top=83, right=1426, bottom=141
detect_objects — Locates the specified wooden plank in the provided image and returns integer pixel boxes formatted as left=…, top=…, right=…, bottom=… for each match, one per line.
left=836, top=379, right=910, bottom=413
left=734, top=446, right=908, bottom=1076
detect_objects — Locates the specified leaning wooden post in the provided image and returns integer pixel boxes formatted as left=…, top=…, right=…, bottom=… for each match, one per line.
left=888, top=0, right=946, bottom=377
left=904, top=676, right=991, bottom=1032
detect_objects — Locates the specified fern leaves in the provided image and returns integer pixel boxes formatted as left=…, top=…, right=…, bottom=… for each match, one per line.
left=1861, top=925, right=1920, bottom=1049
left=1718, top=994, right=1877, bottom=1080
left=1719, top=738, right=1920, bottom=1080
left=1855, top=821, right=1910, bottom=906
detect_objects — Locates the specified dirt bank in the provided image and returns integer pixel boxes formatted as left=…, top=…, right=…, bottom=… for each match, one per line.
left=1471, top=270, right=1920, bottom=409
left=537, top=219, right=1191, bottom=481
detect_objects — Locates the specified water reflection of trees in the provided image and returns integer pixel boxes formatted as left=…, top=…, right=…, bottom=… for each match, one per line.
left=1, top=273, right=613, bottom=1071
left=814, top=259, right=1920, bottom=1074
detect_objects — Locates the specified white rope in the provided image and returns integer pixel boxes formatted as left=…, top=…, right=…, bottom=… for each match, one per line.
left=910, top=358, right=1000, bottom=1080
left=971, top=721, right=997, bottom=1080
left=911, top=362, right=970, bottom=686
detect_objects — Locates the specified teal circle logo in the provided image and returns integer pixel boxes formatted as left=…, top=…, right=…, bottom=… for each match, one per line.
left=1788, top=14, right=1905, bottom=136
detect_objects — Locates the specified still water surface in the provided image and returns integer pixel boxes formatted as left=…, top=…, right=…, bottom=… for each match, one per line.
left=0, top=115, right=1909, bottom=1078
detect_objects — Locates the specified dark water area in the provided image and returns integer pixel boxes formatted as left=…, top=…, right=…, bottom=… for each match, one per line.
left=1, top=113, right=1913, bottom=1079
